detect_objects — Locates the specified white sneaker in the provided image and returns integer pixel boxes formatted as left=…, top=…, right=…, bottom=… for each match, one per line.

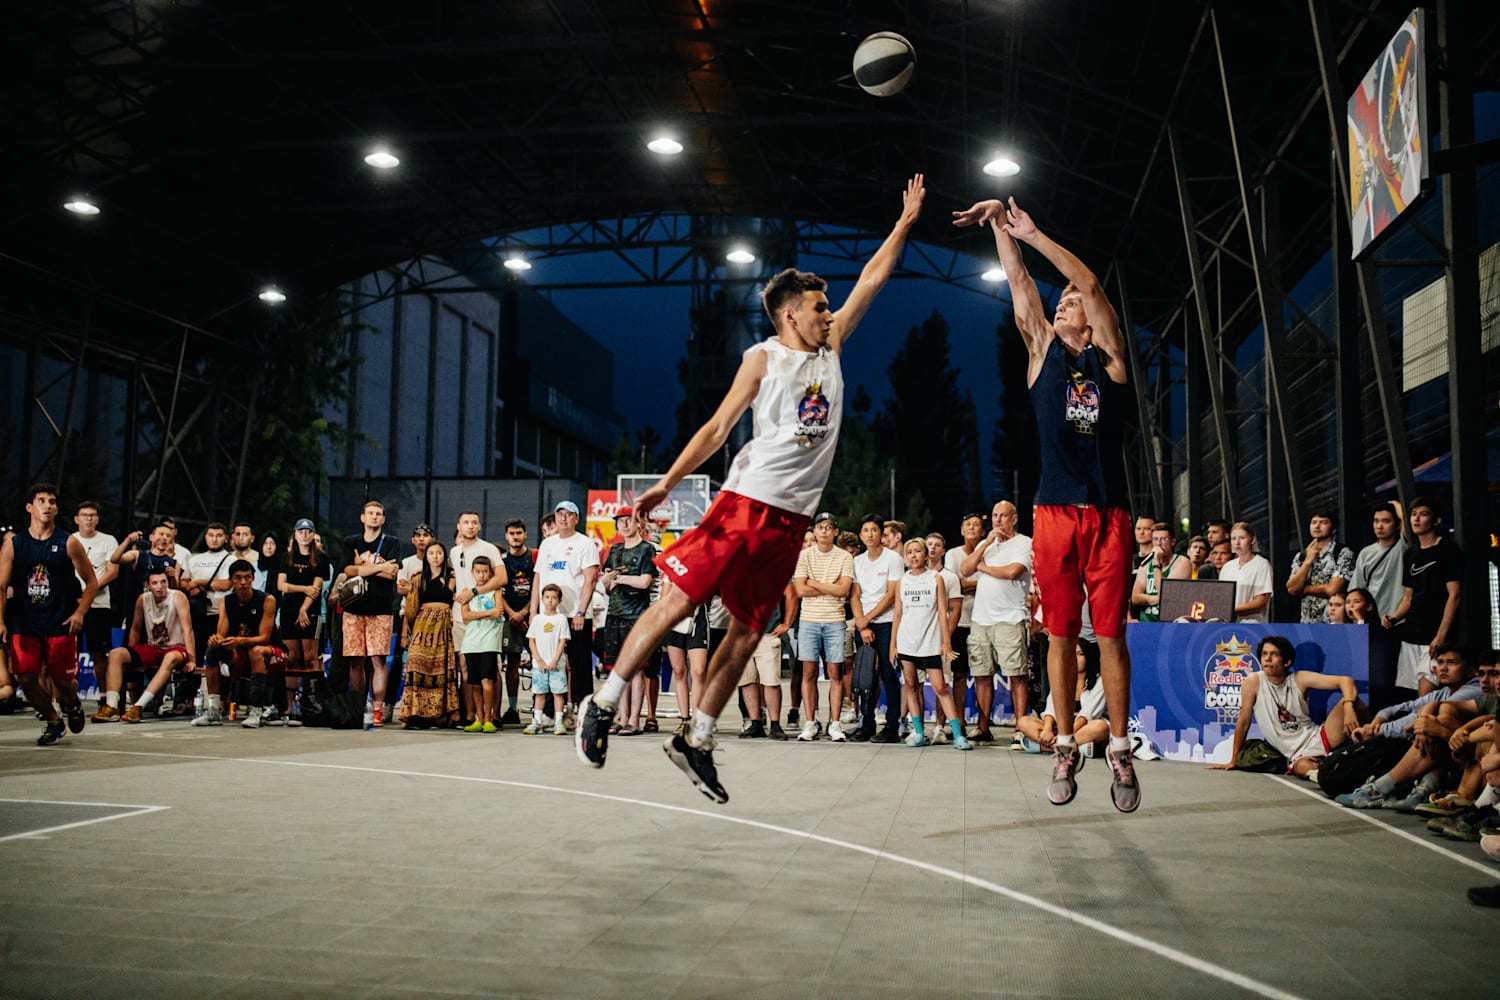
left=191, top=707, right=223, bottom=727
left=261, top=706, right=282, bottom=726
left=241, top=706, right=263, bottom=729
left=932, top=725, right=951, bottom=745
left=840, top=707, right=856, bottom=725
left=796, top=720, right=819, bottom=742
left=828, top=721, right=847, bottom=742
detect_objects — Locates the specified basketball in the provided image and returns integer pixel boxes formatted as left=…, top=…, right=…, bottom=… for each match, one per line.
left=852, top=31, right=916, bottom=97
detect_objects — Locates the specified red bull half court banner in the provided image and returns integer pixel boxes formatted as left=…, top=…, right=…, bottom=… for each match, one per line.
left=1124, top=623, right=1369, bottom=765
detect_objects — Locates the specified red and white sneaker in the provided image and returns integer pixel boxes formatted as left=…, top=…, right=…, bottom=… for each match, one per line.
left=372, top=706, right=384, bottom=728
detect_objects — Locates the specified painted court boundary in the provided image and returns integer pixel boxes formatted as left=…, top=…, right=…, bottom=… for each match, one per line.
left=0, top=797, right=169, bottom=844
left=3, top=745, right=1300, bottom=1000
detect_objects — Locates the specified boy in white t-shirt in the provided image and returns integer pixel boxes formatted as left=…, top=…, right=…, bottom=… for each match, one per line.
left=525, top=584, right=571, bottom=735
left=460, top=557, right=505, bottom=733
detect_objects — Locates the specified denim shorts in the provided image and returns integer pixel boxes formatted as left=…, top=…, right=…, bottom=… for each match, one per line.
left=531, top=667, right=568, bottom=695
left=797, top=621, right=846, bottom=663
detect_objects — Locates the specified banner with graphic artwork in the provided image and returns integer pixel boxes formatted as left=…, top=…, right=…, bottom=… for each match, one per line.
left=586, top=489, right=677, bottom=552
left=1126, top=623, right=1369, bottom=765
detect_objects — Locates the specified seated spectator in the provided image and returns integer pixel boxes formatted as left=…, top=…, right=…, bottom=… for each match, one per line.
left=90, top=568, right=195, bottom=723
left=1219, top=521, right=1273, bottom=623
left=1017, top=643, right=1108, bottom=753
left=192, top=560, right=277, bottom=727
left=1131, top=521, right=1191, bottom=622
left=1208, top=635, right=1367, bottom=777
left=1207, top=539, right=1232, bottom=579
left=1344, top=588, right=1378, bottom=624
left=1417, top=653, right=1499, bottom=840
left=1326, top=593, right=1349, bottom=624
left=1186, top=535, right=1213, bottom=580
left=1335, top=643, right=1481, bottom=808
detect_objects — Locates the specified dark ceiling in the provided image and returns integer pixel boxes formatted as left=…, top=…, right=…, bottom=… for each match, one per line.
left=4, top=0, right=1497, bottom=354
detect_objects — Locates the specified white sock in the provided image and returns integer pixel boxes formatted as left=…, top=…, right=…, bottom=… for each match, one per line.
left=105, top=691, right=120, bottom=709
left=207, top=695, right=222, bottom=710
left=1475, top=785, right=1499, bottom=807
left=1109, top=734, right=1130, bottom=752
left=1056, top=733, right=1076, bottom=748
left=597, top=672, right=626, bottom=710
left=689, top=709, right=717, bottom=748
left=135, top=690, right=155, bottom=710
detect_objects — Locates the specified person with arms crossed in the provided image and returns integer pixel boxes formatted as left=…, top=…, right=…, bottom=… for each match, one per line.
left=955, top=196, right=1139, bottom=811
left=576, top=175, right=926, bottom=801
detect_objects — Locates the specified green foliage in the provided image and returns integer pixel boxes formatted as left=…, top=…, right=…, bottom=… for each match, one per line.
left=605, top=424, right=668, bottom=481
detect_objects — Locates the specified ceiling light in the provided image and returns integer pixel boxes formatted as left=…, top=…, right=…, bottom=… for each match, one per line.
left=364, top=148, right=400, bottom=169
left=982, top=267, right=1008, bottom=283
left=647, top=136, right=684, bottom=155
left=503, top=256, right=532, bottom=272
left=63, top=198, right=100, bottom=216
left=725, top=247, right=756, bottom=264
left=982, top=156, right=1021, bottom=177
left=258, top=287, right=287, bottom=304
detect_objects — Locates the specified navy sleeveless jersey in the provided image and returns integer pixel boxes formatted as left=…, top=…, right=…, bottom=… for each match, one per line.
left=11, top=529, right=77, bottom=637
left=222, top=588, right=268, bottom=639
left=1030, top=338, right=1130, bottom=509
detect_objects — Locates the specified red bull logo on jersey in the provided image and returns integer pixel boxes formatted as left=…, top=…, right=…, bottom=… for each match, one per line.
left=1203, top=634, right=1258, bottom=722
left=27, top=564, right=51, bottom=605
left=1064, top=374, right=1099, bottom=434
left=794, top=381, right=831, bottom=449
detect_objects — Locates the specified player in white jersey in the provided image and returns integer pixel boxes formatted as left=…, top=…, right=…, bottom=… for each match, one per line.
left=576, top=174, right=926, bottom=801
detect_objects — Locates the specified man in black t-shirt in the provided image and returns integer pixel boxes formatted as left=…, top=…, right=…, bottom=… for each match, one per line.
left=1383, top=497, right=1463, bottom=697
left=499, top=518, right=535, bottom=725
left=339, top=501, right=399, bottom=725
left=599, top=508, right=657, bottom=667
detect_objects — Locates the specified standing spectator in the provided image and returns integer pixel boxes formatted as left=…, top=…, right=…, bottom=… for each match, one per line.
left=881, top=520, right=907, bottom=552
left=737, top=584, right=794, bottom=740
left=278, top=519, right=326, bottom=713
left=228, top=522, right=259, bottom=570
left=531, top=500, right=599, bottom=717
left=1204, top=519, right=1231, bottom=552
left=0, top=484, right=100, bottom=745
left=849, top=513, right=902, bottom=742
left=182, top=523, right=232, bottom=661
left=1132, top=521, right=1192, bottom=622
left=1208, top=538, right=1233, bottom=578
left=1384, top=497, right=1463, bottom=696
left=1131, top=515, right=1156, bottom=571
left=110, top=524, right=180, bottom=601
left=599, top=507, right=657, bottom=735
left=796, top=512, right=856, bottom=741
left=1345, top=588, right=1379, bottom=624
left=1219, top=522, right=1274, bottom=623
left=524, top=583, right=571, bottom=735
left=339, top=500, right=400, bottom=724
left=926, top=532, right=966, bottom=738
left=662, top=587, right=710, bottom=731
left=158, top=516, right=192, bottom=571
left=91, top=568, right=194, bottom=723
left=392, top=523, right=435, bottom=719
left=892, top=538, right=963, bottom=748
left=499, top=518, right=534, bottom=725
left=539, top=512, right=557, bottom=540
left=1185, top=536, right=1213, bottom=580
left=72, top=500, right=119, bottom=681
left=1286, top=511, right=1355, bottom=623
left=451, top=511, right=503, bottom=725
left=1326, top=592, right=1350, bottom=624
left=943, top=513, right=985, bottom=729
left=962, top=500, right=1033, bottom=746
left=253, top=532, right=280, bottom=595
left=1350, top=502, right=1408, bottom=627
left=398, top=542, right=459, bottom=729
left=460, top=556, right=505, bottom=732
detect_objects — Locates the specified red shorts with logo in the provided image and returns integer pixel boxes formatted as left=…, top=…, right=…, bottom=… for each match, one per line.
left=655, top=491, right=809, bottom=632
left=128, top=644, right=189, bottom=671
left=9, top=634, right=79, bottom=682
left=1032, top=505, right=1133, bottom=639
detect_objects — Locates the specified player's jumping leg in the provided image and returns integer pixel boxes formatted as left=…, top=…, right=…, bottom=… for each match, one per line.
left=663, top=616, right=761, bottom=804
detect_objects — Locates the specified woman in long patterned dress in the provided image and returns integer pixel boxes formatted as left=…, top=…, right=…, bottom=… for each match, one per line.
left=400, top=542, right=459, bottom=728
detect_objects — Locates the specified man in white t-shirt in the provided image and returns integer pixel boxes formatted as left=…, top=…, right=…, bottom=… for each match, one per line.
left=849, top=513, right=905, bottom=742
left=159, top=516, right=193, bottom=572
left=531, top=500, right=599, bottom=712
left=73, top=500, right=119, bottom=680
left=962, top=500, right=1033, bottom=744
left=182, top=522, right=234, bottom=663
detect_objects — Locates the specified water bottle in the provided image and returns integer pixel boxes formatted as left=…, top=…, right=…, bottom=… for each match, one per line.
left=363, top=701, right=374, bottom=731
left=193, top=690, right=204, bottom=715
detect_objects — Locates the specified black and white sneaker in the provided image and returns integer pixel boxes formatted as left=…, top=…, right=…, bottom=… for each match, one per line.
left=664, top=733, right=728, bottom=804
left=575, top=694, right=614, bottom=768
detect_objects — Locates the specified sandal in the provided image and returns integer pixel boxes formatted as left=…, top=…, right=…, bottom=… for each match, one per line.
left=608, top=723, right=623, bottom=735
left=643, top=718, right=658, bottom=732
left=618, top=726, right=639, bottom=736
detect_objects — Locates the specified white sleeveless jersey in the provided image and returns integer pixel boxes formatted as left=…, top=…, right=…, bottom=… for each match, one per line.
left=896, top=569, right=943, bottom=658
left=1251, top=674, right=1324, bottom=761
left=141, top=590, right=187, bottom=650
left=721, top=340, right=843, bottom=517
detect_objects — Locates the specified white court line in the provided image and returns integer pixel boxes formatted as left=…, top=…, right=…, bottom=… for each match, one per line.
left=8, top=745, right=1300, bottom=1000
left=1270, top=776, right=1500, bottom=878
left=0, top=797, right=169, bottom=843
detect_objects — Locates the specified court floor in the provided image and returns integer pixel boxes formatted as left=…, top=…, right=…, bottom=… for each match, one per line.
left=0, top=704, right=1494, bottom=999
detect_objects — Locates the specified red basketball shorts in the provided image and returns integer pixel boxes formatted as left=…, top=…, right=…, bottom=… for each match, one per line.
left=9, top=634, right=79, bottom=682
left=1032, top=505, right=1133, bottom=639
left=655, top=491, right=809, bottom=632
left=128, top=643, right=188, bottom=671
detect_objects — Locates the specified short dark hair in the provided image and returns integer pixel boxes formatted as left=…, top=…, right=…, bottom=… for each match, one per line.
left=1371, top=502, right=1399, bottom=520
left=1258, top=635, right=1295, bottom=665
left=1482, top=649, right=1500, bottom=668
left=860, top=513, right=883, bottom=529
left=145, top=568, right=170, bottom=582
left=540, top=512, right=556, bottom=530
left=24, top=482, right=58, bottom=505
left=1151, top=521, right=1171, bottom=535
left=1310, top=510, right=1338, bottom=531
left=1188, top=535, right=1208, bottom=548
left=1410, top=496, right=1442, bottom=518
left=541, top=582, right=563, bottom=598
left=760, top=268, right=828, bottom=326
left=471, top=555, right=493, bottom=571
left=459, top=509, right=481, bottom=520
left=925, top=531, right=946, bottom=545
left=76, top=500, right=101, bottom=515
left=228, top=559, right=255, bottom=577
left=1206, top=518, right=1231, bottom=533
left=1433, top=642, right=1476, bottom=669
left=505, top=518, right=526, bottom=531
left=232, top=521, right=253, bottom=533
left=205, top=521, right=227, bottom=533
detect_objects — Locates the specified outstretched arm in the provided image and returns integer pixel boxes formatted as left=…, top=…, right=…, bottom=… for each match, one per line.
left=953, top=199, right=1051, bottom=354
left=830, top=174, right=925, bottom=351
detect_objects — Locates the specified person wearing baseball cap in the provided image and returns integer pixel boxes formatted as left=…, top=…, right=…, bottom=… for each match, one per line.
left=532, top=498, right=599, bottom=719
left=279, top=517, right=329, bottom=704
left=555, top=500, right=580, bottom=517
left=599, top=505, right=657, bottom=734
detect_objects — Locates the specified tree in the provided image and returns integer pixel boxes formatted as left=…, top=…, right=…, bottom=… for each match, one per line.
left=605, top=424, right=669, bottom=481
left=990, top=313, right=1040, bottom=530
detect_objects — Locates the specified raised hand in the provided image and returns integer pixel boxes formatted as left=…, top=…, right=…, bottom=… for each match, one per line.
left=900, top=173, right=926, bottom=227
left=951, top=199, right=1005, bottom=228
left=1000, top=197, right=1037, bottom=240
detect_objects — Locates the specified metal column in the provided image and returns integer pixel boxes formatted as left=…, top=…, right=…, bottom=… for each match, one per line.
left=1330, top=154, right=1366, bottom=544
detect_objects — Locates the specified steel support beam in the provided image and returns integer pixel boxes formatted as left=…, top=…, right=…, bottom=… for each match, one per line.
left=1259, top=178, right=1296, bottom=620
left=1331, top=154, right=1365, bottom=545
left=1168, top=125, right=1238, bottom=516
left=1114, top=271, right=1164, bottom=518
left=1437, top=0, right=1490, bottom=646
left=1183, top=309, right=1204, bottom=532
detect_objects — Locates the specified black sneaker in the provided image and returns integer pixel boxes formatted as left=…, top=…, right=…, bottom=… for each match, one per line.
left=1438, top=806, right=1496, bottom=842
left=1468, top=884, right=1500, bottom=908
left=738, top=720, right=767, bottom=740
left=574, top=694, right=614, bottom=769
left=787, top=708, right=800, bottom=727
left=37, top=719, right=66, bottom=746
left=769, top=722, right=789, bottom=741
left=501, top=708, right=522, bottom=726
left=848, top=726, right=875, bottom=743
left=65, top=699, right=86, bottom=734
left=873, top=726, right=900, bottom=744
left=664, top=733, right=728, bottom=804
left=971, top=729, right=995, bottom=745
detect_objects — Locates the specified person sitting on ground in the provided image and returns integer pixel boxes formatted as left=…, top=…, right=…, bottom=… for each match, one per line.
left=1335, top=643, right=1481, bottom=809
left=525, top=583, right=570, bottom=735
left=91, top=568, right=195, bottom=723
left=1207, top=635, right=1367, bottom=777
left=1017, top=642, right=1108, bottom=754
left=1419, top=654, right=1500, bottom=840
